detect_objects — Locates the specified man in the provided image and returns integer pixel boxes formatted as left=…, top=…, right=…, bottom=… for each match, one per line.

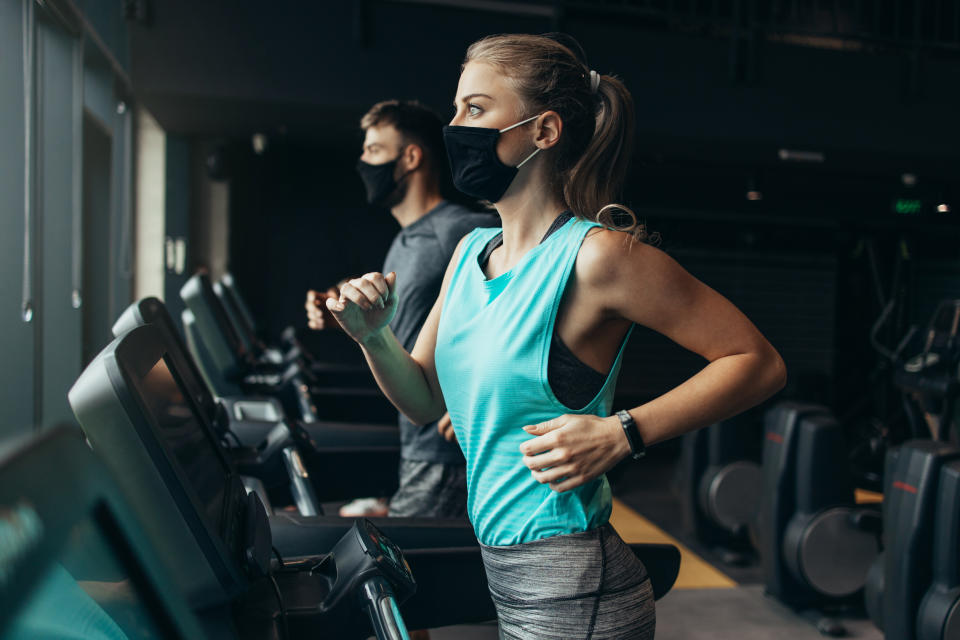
left=306, top=100, right=497, bottom=519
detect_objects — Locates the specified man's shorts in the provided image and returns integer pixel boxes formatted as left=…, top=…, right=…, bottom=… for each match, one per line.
left=387, top=459, right=468, bottom=518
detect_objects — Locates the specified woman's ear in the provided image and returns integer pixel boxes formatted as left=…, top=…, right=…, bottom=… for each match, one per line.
left=535, top=111, right=563, bottom=150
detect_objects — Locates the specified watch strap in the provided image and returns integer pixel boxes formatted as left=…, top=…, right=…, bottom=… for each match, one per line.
left=616, top=409, right=646, bottom=460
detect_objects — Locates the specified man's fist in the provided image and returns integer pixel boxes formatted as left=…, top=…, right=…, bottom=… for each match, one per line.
left=305, top=286, right=339, bottom=330
left=437, top=413, right=456, bottom=443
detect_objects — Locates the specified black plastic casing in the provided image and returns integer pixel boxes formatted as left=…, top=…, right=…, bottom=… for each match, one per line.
left=882, top=441, right=960, bottom=640
left=758, top=402, right=832, bottom=605
left=916, top=459, right=960, bottom=640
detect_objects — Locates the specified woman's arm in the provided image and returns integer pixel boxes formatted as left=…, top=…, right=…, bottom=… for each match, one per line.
left=326, top=237, right=466, bottom=426
left=521, top=231, right=787, bottom=492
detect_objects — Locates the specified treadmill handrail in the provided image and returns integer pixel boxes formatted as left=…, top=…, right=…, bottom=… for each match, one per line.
left=362, top=576, right=411, bottom=640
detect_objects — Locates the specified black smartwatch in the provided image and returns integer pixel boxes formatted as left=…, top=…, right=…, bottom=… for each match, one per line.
left=616, top=410, right=646, bottom=460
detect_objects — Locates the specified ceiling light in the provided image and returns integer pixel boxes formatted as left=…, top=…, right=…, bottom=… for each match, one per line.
left=778, top=149, right=825, bottom=163
left=252, top=133, right=268, bottom=155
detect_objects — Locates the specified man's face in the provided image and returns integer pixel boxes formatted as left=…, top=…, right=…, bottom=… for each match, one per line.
left=359, top=123, right=413, bottom=208
left=361, top=124, right=404, bottom=166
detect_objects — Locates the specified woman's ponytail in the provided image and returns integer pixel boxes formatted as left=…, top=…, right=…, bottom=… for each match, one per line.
left=564, top=75, right=651, bottom=242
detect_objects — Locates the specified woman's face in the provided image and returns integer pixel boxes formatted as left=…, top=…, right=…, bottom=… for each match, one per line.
left=450, top=61, right=538, bottom=167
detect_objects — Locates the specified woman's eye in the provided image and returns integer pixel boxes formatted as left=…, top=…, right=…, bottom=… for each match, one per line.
left=468, top=104, right=482, bottom=117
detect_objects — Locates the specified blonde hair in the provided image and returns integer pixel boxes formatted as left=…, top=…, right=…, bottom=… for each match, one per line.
left=465, top=34, right=653, bottom=242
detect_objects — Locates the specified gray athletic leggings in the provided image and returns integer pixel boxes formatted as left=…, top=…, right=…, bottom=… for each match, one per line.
left=480, top=524, right=656, bottom=640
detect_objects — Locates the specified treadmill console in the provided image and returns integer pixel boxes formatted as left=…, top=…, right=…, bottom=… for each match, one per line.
left=358, top=519, right=417, bottom=596
left=314, top=519, right=416, bottom=609
left=291, top=519, right=416, bottom=639
left=69, top=324, right=267, bottom=606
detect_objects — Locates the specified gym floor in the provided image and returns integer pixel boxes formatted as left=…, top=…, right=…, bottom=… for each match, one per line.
left=420, top=449, right=883, bottom=639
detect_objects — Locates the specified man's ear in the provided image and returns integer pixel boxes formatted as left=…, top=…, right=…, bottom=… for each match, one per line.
left=401, top=143, right=424, bottom=172
left=535, top=111, right=563, bottom=150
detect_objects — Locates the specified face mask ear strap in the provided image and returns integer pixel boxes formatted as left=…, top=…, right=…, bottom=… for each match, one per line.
left=499, top=113, right=542, bottom=133
left=515, top=147, right=540, bottom=168
left=500, top=113, right=543, bottom=169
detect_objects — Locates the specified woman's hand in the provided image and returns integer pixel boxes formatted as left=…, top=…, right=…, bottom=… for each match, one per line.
left=519, top=414, right=631, bottom=493
left=326, top=272, right=399, bottom=344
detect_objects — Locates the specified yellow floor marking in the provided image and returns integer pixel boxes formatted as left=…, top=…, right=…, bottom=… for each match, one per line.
left=610, top=497, right=737, bottom=590
left=855, top=488, right=883, bottom=504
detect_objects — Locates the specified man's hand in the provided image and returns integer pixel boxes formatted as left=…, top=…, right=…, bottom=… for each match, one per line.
left=519, top=414, right=631, bottom=493
left=305, top=286, right=339, bottom=330
left=437, top=412, right=456, bottom=443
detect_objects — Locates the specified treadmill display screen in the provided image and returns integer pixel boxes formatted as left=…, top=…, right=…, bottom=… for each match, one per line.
left=141, top=356, right=229, bottom=531
left=362, top=520, right=413, bottom=582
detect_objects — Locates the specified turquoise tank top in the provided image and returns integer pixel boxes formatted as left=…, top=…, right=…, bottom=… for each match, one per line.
left=435, top=216, right=633, bottom=546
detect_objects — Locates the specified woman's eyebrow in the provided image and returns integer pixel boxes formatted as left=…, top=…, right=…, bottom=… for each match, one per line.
left=455, top=93, right=495, bottom=105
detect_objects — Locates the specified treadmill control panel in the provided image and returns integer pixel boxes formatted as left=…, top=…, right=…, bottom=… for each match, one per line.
left=357, top=519, right=415, bottom=592
left=314, top=519, right=416, bottom=614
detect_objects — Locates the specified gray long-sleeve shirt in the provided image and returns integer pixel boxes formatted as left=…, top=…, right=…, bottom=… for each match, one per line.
left=383, top=200, right=499, bottom=464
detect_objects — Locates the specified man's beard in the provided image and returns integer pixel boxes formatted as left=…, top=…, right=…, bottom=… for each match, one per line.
left=380, top=176, right=408, bottom=209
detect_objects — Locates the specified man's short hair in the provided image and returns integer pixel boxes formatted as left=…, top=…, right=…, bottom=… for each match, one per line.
left=361, top=100, right=451, bottom=190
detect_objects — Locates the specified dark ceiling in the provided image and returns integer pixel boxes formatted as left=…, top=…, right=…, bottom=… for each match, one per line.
left=127, top=0, right=960, bottom=180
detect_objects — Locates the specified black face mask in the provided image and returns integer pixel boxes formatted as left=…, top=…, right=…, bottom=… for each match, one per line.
left=443, top=114, right=541, bottom=203
left=356, top=157, right=406, bottom=205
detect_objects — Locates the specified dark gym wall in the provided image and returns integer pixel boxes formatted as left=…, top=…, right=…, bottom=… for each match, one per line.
left=82, top=114, right=113, bottom=365
left=228, top=140, right=397, bottom=340
left=0, top=0, right=34, bottom=440
left=37, top=16, right=83, bottom=428
left=0, top=0, right=134, bottom=440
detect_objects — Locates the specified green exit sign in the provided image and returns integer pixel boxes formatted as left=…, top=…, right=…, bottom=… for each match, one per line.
left=894, top=199, right=923, bottom=215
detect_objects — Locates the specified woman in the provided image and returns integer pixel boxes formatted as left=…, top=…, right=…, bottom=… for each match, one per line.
left=327, top=34, right=786, bottom=639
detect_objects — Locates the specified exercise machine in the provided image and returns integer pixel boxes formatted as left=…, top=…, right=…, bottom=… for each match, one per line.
left=678, top=413, right=762, bottom=564
left=916, top=458, right=960, bottom=640
left=0, top=427, right=210, bottom=639
left=863, top=440, right=960, bottom=640
left=181, top=272, right=395, bottom=424
left=69, top=323, right=492, bottom=636
left=114, top=297, right=401, bottom=509
left=896, top=299, right=960, bottom=443
left=757, top=402, right=881, bottom=636
left=216, top=272, right=374, bottom=388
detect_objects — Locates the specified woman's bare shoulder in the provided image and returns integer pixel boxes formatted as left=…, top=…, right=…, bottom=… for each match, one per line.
left=577, top=227, right=669, bottom=288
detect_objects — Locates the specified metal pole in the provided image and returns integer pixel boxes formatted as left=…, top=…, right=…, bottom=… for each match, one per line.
left=21, top=0, right=35, bottom=324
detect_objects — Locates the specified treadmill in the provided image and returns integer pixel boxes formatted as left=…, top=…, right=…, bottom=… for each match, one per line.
left=113, top=297, right=402, bottom=509
left=180, top=272, right=396, bottom=424
left=69, top=323, right=497, bottom=635
left=84, top=321, right=682, bottom=606
left=215, top=272, right=374, bottom=389
left=0, top=427, right=210, bottom=639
